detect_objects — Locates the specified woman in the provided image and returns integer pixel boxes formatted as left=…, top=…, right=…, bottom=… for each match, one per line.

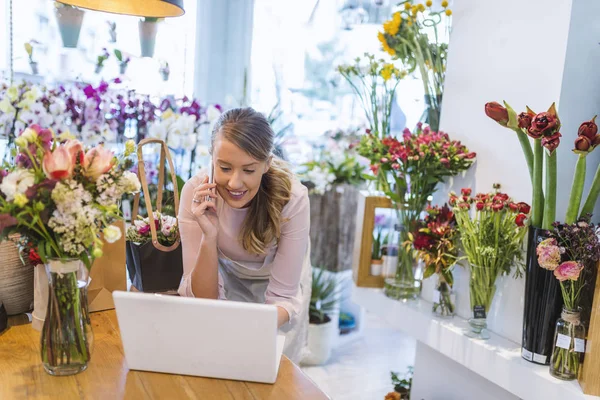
left=178, top=107, right=311, bottom=363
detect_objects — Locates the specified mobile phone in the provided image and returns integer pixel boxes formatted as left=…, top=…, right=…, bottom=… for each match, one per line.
left=206, top=158, right=214, bottom=202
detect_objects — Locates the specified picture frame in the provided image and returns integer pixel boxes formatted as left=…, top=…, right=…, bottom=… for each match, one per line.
left=351, top=191, right=396, bottom=288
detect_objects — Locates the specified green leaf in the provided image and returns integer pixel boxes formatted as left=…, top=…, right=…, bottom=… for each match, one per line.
left=81, top=252, right=92, bottom=271
left=114, top=49, right=122, bottom=61
left=503, top=101, right=519, bottom=130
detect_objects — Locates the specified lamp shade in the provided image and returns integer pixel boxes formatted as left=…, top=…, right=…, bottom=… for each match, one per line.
left=55, top=0, right=185, bottom=18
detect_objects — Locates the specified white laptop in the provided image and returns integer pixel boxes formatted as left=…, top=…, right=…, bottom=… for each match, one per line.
left=112, top=291, right=286, bottom=384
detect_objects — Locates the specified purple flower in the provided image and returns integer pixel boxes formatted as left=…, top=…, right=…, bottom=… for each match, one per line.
left=374, top=214, right=386, bottom=227
left=83, top=84, right=96, bottom=99
left=113, top=77, right=122, bottom=84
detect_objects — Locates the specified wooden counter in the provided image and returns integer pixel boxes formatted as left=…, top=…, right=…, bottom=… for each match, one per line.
left=0, top=310, right=329, bottom=400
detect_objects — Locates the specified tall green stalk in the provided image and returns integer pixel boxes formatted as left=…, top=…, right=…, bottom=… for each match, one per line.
left=531, top=139, right=544, bottom=227
left=579, top=162, right=600, bottom=218
left=565, top=154, right=587, bottom=224
left=542, top=151, right=557, bottom=229
left=515, top=130, right=534, bottom=183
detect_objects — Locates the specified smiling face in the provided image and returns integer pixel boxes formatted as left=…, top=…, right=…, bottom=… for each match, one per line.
left=212, top=135, right=270, bottom=208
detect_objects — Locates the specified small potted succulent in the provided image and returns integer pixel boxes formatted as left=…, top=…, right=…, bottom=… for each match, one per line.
left=159, top=60, right=170, bottom=81
left=139, top=17, right=162, bottom=57
left=114, top=49, right=130, bottom=75
left=54, top=2, right=85, bottom=48
left=24, top=41, right=38, bottom=74
left=95, top=47, right=109, bottom=74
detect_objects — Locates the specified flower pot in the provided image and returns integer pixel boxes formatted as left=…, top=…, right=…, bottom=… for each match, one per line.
left=29, top=61, right=39, bottom=75
left=302, top=316, right=337, bottom=365
left=370, top=259, right=383, bottom=276
left=41, top=259, right=93, bottom=376
left=161, top=70, right=170, bottom=81
left=94, top=65, right=103, bottom=74
left=521, top=227, right=562, bottom=365
left=0, top=237, right=34, bottom=315
left=139, top=20, right=158, bottom=58
left=119, top=64, right=128, bottom=75
left=54, top=6, right=85, bottom=48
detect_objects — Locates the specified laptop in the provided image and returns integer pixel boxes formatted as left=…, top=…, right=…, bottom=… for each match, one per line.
left=112, top=291, right=286, bottom=384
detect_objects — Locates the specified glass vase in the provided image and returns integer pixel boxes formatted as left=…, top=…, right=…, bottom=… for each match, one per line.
left=433, top=277, right=455, bottom=318
left=466, top=264, right=497, bottom=340
left=383, top=246, right=422, bottom=300
left=41, top=258, right=93, bottom=376
left=549, top=307, right=585, bottom=380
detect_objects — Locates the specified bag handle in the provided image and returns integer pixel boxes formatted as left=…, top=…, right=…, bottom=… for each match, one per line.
left=132, top=138, right=180, bottom=252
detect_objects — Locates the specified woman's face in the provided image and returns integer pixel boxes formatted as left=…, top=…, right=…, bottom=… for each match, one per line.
left=212, top=136, right=270, bottom=209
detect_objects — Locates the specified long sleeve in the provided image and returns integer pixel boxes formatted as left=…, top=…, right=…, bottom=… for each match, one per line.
left=264, top=182, right=310, bottom=327
left=177, top=174, right=226, bottom=299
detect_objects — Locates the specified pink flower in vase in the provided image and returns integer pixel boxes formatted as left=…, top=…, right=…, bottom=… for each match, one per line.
left=135, top=220, right=151, bottom=236
left=536, top=238, right=561, bottom=271
left=554, top=261, right=583, bottom=282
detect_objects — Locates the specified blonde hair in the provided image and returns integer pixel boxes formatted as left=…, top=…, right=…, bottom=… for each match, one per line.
left=211, top=107, right=293, bottom=255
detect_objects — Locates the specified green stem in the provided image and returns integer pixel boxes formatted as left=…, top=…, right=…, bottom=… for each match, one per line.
left=542, top=151, right=557, bottom=229
left=579, top=160, right=600, bottom=218
left=531, top=139, right=544, bottom=227
left=565, top=154, right=587, bottom=224
left=514, top=129, right=534, bottom=183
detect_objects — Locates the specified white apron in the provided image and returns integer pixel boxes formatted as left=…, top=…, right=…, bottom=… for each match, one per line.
left=216, top=243, right=312, bottom=364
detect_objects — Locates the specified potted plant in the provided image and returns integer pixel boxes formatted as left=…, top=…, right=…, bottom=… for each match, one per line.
left=107, top=21, right=117, bottom=43
left=114, top=49, right=130, bottom=75
left=159, top=60, right=170, bottom=81
left=371, top=218, right=385, bottom=276
left=303, top=267, right=339, bottom=365
left=139, top=17, right=162, bottom=58
left=386, top=367, right=414, bottom=400
left=24, top=41, right=38, bottom=74
left=95, top=48, right=109, bottom=74
left=54, top=2, right=85, bottom=48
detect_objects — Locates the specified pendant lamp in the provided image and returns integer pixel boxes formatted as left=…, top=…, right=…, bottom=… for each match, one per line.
left=55, top=0, right=185, bottom=18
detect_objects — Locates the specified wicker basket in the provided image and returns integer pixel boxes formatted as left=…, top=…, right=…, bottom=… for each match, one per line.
left=0, top=237, right=34, bottom=315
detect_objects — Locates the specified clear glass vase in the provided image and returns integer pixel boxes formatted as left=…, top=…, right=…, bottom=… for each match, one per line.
left=383, top=247, right=422, bottom=300
left=549, top=307, right=585, bottom=380
left=433, top=278, right=455, bottom=318
left=466, top=264, right=497, bottom=340
left=41, top=258, right=93, bottom=376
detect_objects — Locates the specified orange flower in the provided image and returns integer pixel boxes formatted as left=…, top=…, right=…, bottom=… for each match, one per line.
left=43, top=147, right=74, bottom=180
left=82, top=145, right=115, bottom=180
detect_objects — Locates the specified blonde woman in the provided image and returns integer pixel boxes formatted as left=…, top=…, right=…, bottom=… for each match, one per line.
left=178, top=107, right=311, bottom=363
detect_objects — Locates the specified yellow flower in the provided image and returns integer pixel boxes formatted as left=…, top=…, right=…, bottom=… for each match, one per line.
left=162, top=109, right=175, bottom=120
left=441, top=0, right=448, bottom=7
left=404, top=2, right=411, bottom=10
left=58, top=130, right=75, bottom=141
left=125, top=139, right=136, bottom=156
left=6, top=85, right=18, bottom=101
left=383, top=19, right=399, bottom=36
left=92, top=247, right=104, bottom=259
left=377, top=32, right=396, bottom=56
left=24, top=42, right=33, bottom=57
left=426, top=0, right=432, bottom=6
left=14, top=136, right=28, bottom=149
left=418, top=3, right=425, bottom=11
left=445, top=9, right=452, bottom=16
left=14, top=193, right=28, bottom=208
left=411, top=5, right=418, bottom=15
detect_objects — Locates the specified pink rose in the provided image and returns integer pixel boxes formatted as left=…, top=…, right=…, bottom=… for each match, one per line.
left=554, top=261, right=583, bottom=282
left=536, top=238, right=561, bottom=271
left=83, top=145, right=115, bottom=180
left=43, top=147, right=74, bottom=180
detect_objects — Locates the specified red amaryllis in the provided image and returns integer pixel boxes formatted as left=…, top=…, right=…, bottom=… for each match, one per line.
left=574, top=136, right=592, bottom=152
left=485, top=102, right=508, bottom=126
left=461, top=188, right=472, bottom=196
left=518, top=111, right=534, bottom=129
left=577, top=117, right=598, bottom=140
left=515, top=213, right=528, bottom=227
left=528, top=112, right=559, bottom=139
left=541, top=131, right=561, bottom=153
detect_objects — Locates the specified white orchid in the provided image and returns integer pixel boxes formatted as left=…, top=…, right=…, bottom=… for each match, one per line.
left=0, top=169, right=36, bottom=201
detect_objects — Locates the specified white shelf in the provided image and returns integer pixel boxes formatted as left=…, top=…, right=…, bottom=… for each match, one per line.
left=352, top=286, right=598, bottom=400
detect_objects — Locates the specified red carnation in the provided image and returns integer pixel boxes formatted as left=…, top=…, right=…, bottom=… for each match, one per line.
left=517, top=202, right=531, bottom=214
left=515, top=213, right=528, bottom=227
left=28, top=248, right=42, bottom=266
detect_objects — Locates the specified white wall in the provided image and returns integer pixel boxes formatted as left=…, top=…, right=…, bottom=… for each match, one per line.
left=431, top=0, right=600, bottom=345
left=194, top=0, right=255, bottom=106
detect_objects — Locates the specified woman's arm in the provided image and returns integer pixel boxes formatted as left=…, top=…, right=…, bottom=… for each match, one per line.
left=177, top=175, right=224, bottom=299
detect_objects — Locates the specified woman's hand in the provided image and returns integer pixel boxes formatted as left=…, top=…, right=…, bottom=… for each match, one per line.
left=191, top=176, right=219, bottom=240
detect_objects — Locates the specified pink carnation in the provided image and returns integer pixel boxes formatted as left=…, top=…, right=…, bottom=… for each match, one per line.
left=554, top=261, right=583, bottom=282
left=536, top=238, right=561, bottom=271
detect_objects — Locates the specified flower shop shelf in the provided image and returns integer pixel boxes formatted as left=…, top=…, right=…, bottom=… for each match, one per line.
left=352, top=287, right=598, bottom=400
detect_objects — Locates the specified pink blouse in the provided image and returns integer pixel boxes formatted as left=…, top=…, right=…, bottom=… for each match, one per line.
left=177, top=172, right=310, bottom=324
